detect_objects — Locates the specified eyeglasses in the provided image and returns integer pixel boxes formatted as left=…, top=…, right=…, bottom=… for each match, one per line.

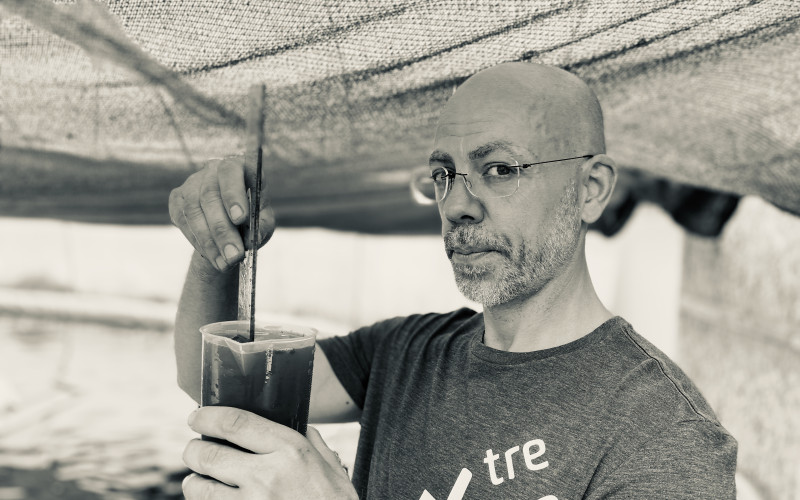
left=410, top=155, right=594, bottom=204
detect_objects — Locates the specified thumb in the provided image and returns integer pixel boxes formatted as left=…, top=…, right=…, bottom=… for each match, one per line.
left=306, top=426, right=346, bottom=472
left=242, top=204, right=276, bottom=250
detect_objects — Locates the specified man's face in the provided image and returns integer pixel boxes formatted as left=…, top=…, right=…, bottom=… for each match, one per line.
left=432, top=103, right=585, bottom=308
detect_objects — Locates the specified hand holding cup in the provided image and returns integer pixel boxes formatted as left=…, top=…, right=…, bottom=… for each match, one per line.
left=182, top=407, right=357, bottom=500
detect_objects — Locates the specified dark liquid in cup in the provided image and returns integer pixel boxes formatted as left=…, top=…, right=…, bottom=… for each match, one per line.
left=201, top=331, right=315, bottom=442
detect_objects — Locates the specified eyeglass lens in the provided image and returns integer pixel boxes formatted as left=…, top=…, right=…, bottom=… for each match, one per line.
left=429, top=166, right=521, bottom=202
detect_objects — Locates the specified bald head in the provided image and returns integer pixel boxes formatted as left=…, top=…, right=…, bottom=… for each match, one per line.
left=432, top=64, right=617, bottom=309
left=438, top=62, right=606, bottom=160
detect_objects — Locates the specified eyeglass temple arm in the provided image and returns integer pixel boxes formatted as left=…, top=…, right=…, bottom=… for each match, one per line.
left=519, top=155, right=595, bottom=168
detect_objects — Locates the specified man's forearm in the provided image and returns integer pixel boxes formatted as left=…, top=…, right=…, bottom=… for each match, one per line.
left=175, top=251, right=239, bottom=402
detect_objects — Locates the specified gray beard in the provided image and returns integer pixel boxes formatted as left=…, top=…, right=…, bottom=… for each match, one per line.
left=446, top=180, right=582, bottom=308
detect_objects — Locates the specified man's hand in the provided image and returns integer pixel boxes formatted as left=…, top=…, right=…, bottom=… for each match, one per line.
left=182, top=407, right=357, bottom=500
left=169, top=157, right=275, bottom=273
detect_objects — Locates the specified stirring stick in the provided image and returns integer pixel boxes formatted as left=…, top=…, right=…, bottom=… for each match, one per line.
left=237, top=84, right=265, bottom=342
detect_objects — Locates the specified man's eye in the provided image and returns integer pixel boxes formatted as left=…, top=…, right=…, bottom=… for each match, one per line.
left=484, top=164, right=516, bottom=177
left=430, top=169, right=450, bottom=182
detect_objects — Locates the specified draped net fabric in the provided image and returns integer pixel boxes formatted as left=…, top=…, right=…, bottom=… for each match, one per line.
left=1, top=0, right=798, bottom=232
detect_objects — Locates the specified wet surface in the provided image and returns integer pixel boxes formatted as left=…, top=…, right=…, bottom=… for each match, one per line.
left=0, top=315, right=195, bottom=499
left=0, top=315, right=358, bottom=499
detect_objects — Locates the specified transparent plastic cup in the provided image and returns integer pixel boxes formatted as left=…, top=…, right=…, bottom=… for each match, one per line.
left=200, top=321, right=317, bottom=441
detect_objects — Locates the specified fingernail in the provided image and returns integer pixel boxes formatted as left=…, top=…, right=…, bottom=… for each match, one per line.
left=215, top=256, right=226, bottom=270
left=188, top=410, right=198, bottom=426
left=224, top=244, right=238, bottom=261
left=230, top=204, right=244, bottom=221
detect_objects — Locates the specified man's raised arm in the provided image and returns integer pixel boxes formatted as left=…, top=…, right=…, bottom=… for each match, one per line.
left=174, top=250, right=239, bottom=401
left=168, top=157, right=261, bottom=402
left=168, top=158, right=360, bottom=423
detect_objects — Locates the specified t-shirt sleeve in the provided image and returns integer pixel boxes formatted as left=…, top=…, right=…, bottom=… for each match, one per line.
left=587, top=420, right=738, bottom=499
left=316, top=315, right=410, bottom=410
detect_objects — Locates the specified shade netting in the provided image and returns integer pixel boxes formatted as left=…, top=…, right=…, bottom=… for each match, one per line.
left=1, top=0, right=798, bottom=233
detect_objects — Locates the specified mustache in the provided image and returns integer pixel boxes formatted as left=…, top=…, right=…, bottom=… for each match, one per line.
left=444, top=225, right=509, bottom=256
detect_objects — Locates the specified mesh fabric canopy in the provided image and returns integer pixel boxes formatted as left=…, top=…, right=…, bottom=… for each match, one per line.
left=1, top=0, right=798, bottom=232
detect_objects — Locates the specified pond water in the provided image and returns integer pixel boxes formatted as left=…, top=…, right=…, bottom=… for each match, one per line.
left=0, top=315, right=359, bottom=499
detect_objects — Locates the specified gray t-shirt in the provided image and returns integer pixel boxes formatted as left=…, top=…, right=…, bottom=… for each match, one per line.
left=318, top=309, right=737, bottom=499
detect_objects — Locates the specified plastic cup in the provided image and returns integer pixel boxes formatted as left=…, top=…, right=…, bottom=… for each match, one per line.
left=200, top=321, right=317, bottom=441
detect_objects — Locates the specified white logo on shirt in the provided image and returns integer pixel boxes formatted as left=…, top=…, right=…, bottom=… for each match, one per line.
left=419, top=468, right=472, bottom=500
left=418, top=438, right=556, bottom=499
left=484, top=438, right=549, bottom=485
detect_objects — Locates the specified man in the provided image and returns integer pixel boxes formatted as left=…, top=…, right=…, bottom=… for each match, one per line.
left=170, top=62, right=737, bottom=499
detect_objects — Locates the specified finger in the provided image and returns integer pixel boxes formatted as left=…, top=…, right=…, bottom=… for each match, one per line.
left=169, top=179, right=206, bottom=242
left=188, top=407, right=306, bottom=454
left=241, top=150, right=262, bottom=190
left=182, top=439, right=249, bottom=488
left=199, top=168, right=244, bottom=269
left=217, top=160, right=249, bottom=226
left=183, top=201, right=226, bottom=272
left=171, top=189, right=223, bottom=270
left=168, top=187, right=184, bottom=228
left=258, top=205, right=276, bottom=248
left=169, top=188, right=199, bottom=246
left=182, top=472, right=238, bottom=500
left=305, top=426, right=346, bottom=472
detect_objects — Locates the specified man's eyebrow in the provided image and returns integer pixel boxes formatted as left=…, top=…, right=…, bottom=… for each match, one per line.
left=428, top=150, right=453, bottom=165
left=468, top=140, right=518, bottom=161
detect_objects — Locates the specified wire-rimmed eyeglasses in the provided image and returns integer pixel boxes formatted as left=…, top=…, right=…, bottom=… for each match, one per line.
left=410, top=155, right=594, bottom=205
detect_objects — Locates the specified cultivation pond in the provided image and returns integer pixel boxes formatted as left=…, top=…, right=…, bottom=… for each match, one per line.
left=0, top=315, right=358, bottom=500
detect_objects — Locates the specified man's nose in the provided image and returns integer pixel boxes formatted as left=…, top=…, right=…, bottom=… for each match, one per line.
left=441, top=175, right=484, bottom=224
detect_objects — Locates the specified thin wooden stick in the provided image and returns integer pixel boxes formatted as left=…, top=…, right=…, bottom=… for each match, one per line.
left=237, top=84, right=265, bottom=341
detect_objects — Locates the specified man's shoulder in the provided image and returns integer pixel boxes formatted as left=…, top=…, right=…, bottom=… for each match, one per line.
left=585, top=415, right=737, bottom=498
left=370, top=307, right=482, bottom=348
left=318, top=307, right=481, bottom=362
left=601, top=318, right=730, bottom=435
left=581, top=319, right=737, bottom=491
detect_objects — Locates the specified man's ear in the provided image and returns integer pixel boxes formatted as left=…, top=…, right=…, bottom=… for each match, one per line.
left=580, top=154, right=617, bottom=224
